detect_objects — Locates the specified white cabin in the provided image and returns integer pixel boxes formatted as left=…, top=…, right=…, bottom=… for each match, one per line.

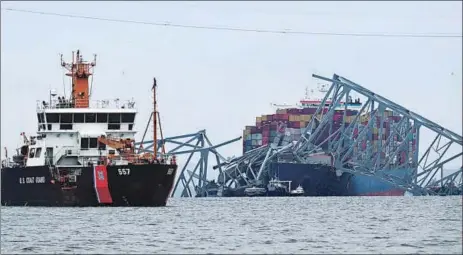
left=25, top=98, right=138, bottom=167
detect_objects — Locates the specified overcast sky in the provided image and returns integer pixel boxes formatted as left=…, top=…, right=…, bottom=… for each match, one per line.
left=1, top=1, right=462, bottom=183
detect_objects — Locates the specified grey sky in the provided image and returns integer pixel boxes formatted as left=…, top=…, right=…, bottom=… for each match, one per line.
left=1, top=1, right=462, bottom=180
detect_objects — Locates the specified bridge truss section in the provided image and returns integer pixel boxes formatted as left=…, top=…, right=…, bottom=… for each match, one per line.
left=135, top=130, right=241, bottom=197
left=292, top=74, right=462, bottom=196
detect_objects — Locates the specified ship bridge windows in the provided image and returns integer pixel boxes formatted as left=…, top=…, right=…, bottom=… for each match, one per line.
left=73, top=113, right=85, bottom=123
left=85, top=113, right=96, bottom=123
left=46, top=113, right=59, bottom=123
left=108, top=113, right=121, bottom=123
left=60, top=113, right=72, bottom=124
left=37, top=113, right=45, bottom=123
left=121, top=113, right=135, bottom=123
left=97, top=113, right=108, bottom=123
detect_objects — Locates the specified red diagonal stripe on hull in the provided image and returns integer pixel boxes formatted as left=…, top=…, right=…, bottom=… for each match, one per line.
left=93, top=165, right=113, bottom=204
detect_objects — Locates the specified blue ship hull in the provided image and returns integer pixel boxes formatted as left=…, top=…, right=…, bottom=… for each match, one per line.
left=348, top=168, right=414, bottom=196
left=269, top=162, right=413, bottom=196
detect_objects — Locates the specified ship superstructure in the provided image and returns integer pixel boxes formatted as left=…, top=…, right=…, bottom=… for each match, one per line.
left=23, top=52, right=138, bottom=168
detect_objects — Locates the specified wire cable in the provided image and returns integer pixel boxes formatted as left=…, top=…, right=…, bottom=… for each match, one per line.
left=2, top=7, right=462, bottom=38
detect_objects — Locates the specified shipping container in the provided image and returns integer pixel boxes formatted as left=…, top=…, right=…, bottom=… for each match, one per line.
left=384, top=110, right=393, bottom=117
left=333, top=114, right=342, bottom=122
left=288, top=108, right=301, bottom=114
left=301, top=108, right=317, bottom=114
left=361, top=141, right=367, bottom=150
left=346, top=109, right=358, bottom=116
left=292, top=115, right=302, bottom=122
left=291, top=121, right=301, bottom=129
left=276, top=109, right=287, bottom=114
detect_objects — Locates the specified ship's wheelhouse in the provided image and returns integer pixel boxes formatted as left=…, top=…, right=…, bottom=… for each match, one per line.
left=37, top=111, right=136, bottom=132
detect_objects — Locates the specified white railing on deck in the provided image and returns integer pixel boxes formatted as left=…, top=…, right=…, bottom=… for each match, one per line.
left=37, top=98, right=136, bottom=110
left=51, top=146, right=81, bottom=165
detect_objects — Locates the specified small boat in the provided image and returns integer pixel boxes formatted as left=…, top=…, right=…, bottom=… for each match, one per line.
left=267, top=177, right=289, bottom=196
left=290, top=185, right=305, bottom=196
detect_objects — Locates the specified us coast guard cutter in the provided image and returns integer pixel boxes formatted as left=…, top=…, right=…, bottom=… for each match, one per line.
left=1, top=50, right=178, bottom=207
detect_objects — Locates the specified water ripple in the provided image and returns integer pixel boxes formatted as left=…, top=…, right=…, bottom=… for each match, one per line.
left=1, top=196, right=462, bottom=254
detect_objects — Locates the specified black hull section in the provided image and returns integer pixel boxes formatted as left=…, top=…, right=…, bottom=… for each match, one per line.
left=1, top=164, right=177, bottom=207
left=271, top=162, right=352, bottom=196
left=222, top=163, right=352, bottom=197
left=266, top=187, right=289, bottom=197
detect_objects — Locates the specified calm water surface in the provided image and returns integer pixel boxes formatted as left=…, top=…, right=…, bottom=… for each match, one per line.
left=1, top=196, right=462, bottom=254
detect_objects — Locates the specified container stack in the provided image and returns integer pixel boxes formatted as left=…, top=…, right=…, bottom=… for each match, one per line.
left=242, top=108, right=416, bottom=154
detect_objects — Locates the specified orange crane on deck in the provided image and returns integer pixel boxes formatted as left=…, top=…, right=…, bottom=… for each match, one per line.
left=96, top=77, right=172, bottom=165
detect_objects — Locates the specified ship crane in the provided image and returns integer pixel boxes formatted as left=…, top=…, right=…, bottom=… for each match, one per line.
left=97, top=136, right=133, bottom=151
left=96, top=136, right=137, bottom=160
left=97, top=135, right=156, bottom=162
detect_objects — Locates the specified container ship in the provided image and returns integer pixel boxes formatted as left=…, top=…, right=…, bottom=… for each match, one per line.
left=239, top=86, right=416, bottom=196
left=1, top=50, right=178, bottom=206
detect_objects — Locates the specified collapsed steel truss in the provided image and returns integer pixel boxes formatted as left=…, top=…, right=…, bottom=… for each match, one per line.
left=135, top=130, right=241, bottom=197
left=216, top=74, right=462, bottom=196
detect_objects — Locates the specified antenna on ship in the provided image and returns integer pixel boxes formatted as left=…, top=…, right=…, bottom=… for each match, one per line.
left=152, top=77, right=158, bottom=159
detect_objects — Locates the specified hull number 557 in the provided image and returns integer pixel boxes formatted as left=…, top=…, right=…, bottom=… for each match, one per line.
left=118, top=168, right=131, bottom=176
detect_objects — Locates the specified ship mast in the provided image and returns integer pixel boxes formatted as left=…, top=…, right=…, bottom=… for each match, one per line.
left=152, top=78, right=158, bottom=158
left=60, top=50, right=97, bottom=108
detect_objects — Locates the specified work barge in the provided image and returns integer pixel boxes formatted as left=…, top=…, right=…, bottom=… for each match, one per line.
left=138, top=73, right=462, bottom=197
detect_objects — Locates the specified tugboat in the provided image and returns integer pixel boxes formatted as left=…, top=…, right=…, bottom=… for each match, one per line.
left=290, top=185, right=305, bottom=196
left=266, top=177, right=290, bottom=196
left=1, top=50, right=178, bottom=207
